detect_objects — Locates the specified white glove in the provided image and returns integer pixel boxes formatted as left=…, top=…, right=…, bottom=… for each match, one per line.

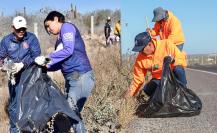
left=35, top=56, right=46, bottom=66
left=11, top=62, right=24, bottom=74
left=35, top=56, right=51, bottom=66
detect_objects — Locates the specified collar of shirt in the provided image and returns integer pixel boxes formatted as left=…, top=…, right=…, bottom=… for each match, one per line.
left=10, top=32, right=29, bottom=42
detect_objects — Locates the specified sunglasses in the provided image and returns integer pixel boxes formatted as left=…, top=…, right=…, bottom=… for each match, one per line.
left=15, top=27, right=27, bottom=33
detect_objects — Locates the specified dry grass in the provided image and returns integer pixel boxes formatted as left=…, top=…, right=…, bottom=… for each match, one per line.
left=79, top=39, right=138, bottom=132
left=117, top=98, right=137, bottom=128
left=0, top=123, right=9, bottom=133
left=0, top=94, right=9, bottom=122
left=0, top=72, right=9, bottom=132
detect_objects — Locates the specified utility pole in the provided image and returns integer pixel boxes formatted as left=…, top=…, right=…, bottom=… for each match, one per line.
left=71, top=4, right=74, bottom=12
left=34, top=23, right=38, bottom=38
left=215, top=53, right=217, bottom=64
left=91, top=16, right=94, bottom=39
left=119, top=37, right=122, bottom=66
left=74, top=5, right=77, bottom=19
left=24, top=7, right=26, bottom=17
left=70, top=3, right=74, bottom=19
left=201, top=56, right=204, bottom=65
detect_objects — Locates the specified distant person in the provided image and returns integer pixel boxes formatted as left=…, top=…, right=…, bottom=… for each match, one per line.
left=114, top=20, right=121, bottom=42
left=34, top=11, right=95, bottom=133
left=104, top=16, right=112, bottom=46
left=0, top=16, right=41, bottom=133
left=124, top=32, right=187, bottom=98
left=146, top=7, right=185, bottom=51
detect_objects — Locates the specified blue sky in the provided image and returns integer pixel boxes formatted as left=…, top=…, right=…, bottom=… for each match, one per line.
left=0, top=0, right=120, bottom=15
left=121, top=0, right=217, bottom=55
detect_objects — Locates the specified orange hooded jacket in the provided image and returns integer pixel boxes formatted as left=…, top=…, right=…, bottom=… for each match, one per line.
left=150, top=11, right=185, bottom=45
left=114, top=22, right=121, bottom=36
left=129, top=39, right=187, bottom=96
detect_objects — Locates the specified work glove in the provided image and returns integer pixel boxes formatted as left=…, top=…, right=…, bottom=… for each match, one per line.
left=11, top=62, right=24, bottom=74
left=34, top=56, right=51, bottom=66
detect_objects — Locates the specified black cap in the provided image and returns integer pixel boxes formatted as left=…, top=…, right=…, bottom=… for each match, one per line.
left=132, top=32, right=151, bottom=52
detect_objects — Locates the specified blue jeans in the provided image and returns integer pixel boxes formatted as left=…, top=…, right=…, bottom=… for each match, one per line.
left=144, top=66, right=187, bottom=97
left=64, top=70, right=95, bottom=133
left=8, top=81, right=19, bottom=133
left=143, top=79, right=160, bottom=97
left=176, top=43, right=184, bottom=51
left=173, top=65, right=187, bottom=86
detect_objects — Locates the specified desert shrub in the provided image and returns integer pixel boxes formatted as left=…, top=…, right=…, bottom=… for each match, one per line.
left=0, top=72, right=9, bottom=132
left=81, top=42, right=137, bottom=132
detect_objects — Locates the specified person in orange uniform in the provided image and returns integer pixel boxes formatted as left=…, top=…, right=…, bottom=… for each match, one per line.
left=125, top=32, right=187, bottom=98
left=146, top=7, right=185, bottom=51
left=114, top=20, right=121, bottom=41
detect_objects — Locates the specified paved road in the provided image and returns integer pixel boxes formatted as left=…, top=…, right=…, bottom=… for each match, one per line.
left=188, top=64, right=217, bottom=73
left=124, top=69, right=217, bottom=133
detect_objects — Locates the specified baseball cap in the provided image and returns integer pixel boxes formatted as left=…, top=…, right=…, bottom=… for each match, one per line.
left=132, top=32, right=151, bottom=52
left=12, top=16, right=27, bottom=29
left=152, top=7, right=167, bottom=22
left=107, top=16, right=111, bottom=21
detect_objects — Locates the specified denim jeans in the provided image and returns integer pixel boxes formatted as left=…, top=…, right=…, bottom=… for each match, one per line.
left=8, top=81, right=19, bottom=133
left=64, top=70, right=95, bottom=133
left=144, top=66, right=187, bottom=97
left=176, top=43, right=184, bottom=51
left=143, top=79, right=160, bottom=97
left=173, top=65, right=187, bottom=87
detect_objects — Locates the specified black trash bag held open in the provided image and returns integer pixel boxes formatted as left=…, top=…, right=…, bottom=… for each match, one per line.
left=16, top=65, right=81, bottom=132
left=143, top=56, right=202, bottom=117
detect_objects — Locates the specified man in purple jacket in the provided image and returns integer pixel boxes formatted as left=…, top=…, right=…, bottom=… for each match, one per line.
left=35, top=11, right=95, bottom=133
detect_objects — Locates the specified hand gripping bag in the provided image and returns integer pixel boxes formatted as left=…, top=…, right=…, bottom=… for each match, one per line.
left=16, top=65, right=81, bottom=132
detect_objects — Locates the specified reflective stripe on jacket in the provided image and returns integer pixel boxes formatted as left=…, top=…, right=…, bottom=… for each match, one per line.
left=129, top=39, right=187, bottom=96
left=150, top=11, right=185, bottom=45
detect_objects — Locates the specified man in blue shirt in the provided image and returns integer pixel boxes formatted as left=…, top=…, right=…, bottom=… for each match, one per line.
left=0, top=16, right=41, bottom=133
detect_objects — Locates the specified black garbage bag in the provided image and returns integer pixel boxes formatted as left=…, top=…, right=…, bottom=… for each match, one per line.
left=16, top=65, right=81, bottom=132
left=143, top=56, right=202, bottom=118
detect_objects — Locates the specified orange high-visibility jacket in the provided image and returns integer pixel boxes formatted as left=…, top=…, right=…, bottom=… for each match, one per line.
left=150, top=11, right=185, bottom=45
left=129, top=39, right=187, bottom=96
